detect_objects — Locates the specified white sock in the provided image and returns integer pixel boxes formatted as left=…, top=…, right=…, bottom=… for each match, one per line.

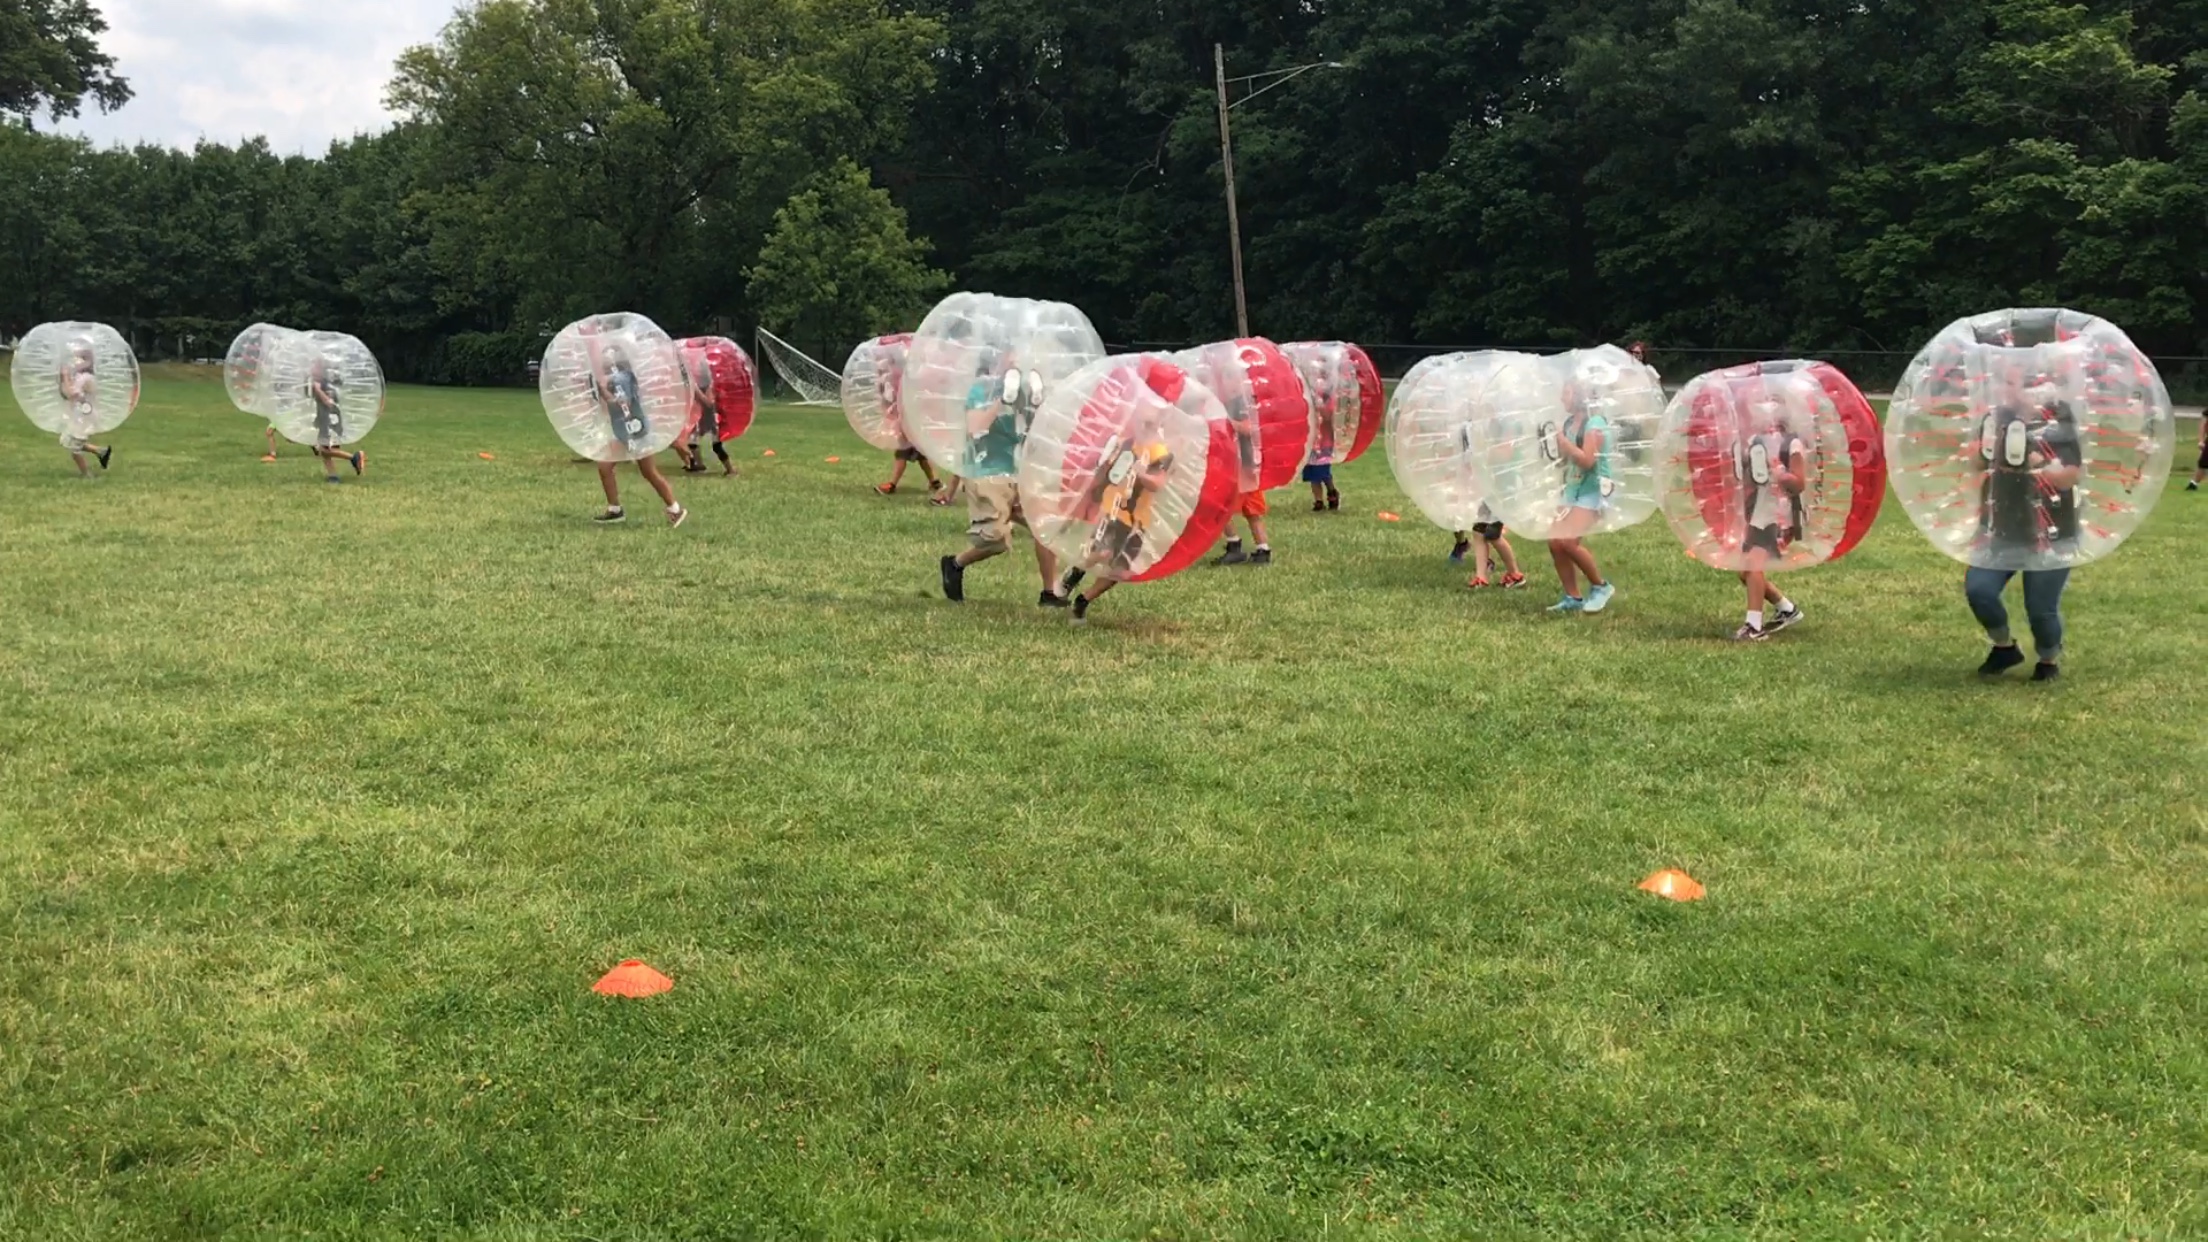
left=1747, top=610, right=1764, bottom=629
left=1255, top=544, right=1269, bottom=552
left=1776, top=597, right=1795, bottom=614
left=667, top=503, right=682, bottom=514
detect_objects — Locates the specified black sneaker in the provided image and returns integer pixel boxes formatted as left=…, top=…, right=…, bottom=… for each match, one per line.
left=940, top=555, right=965, bottom=602
left=1767, top=605, right=1805, bottom=632
left=96, top=446, right=113, bottom=470
left=1978, top=644, right=2026, bottom=676
left=1312, top=500, right=1326, bottom=512
left=1071, top=594, right=1091, bottom=625
left=1039, top=590, right=1069, bottom=609
left=593, top=507, right=627, bottom=524
left=1249, top=548, right=1272, bottom=565
left=1326, top=487, right=1341, bottom=511
left=2031, top=662, right=2061, bottom=683
left=1449, top=538, right=1470, bottom=564
left=1215, top=541, right=1248, bottom=566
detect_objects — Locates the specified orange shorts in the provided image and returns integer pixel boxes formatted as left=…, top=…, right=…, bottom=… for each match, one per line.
left=1237, top=490, right=1269, bottom=518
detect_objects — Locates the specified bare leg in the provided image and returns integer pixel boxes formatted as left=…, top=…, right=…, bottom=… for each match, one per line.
left=1548, top=541, right=1580, bottom=597
left=1249, top=515, right=1270, bottom=547
left=636, top=456, right=678, bottom=508
left=1497, top=536, right=1521, bottom=576
left=70, top=451, right=91, bottom=477
left=1032, top=535, right=1061, bottom=592
left=1472, top=535, right=1493, bottom=580
left=920, top=459, right=941, bottom=488
left=886, top=457, right=909, bottom=488
left=1560, top=540, right=1604, bottom=587
left=596, top=461, right=622, bottom=508
left=955, top=544, right=1005, bottom=569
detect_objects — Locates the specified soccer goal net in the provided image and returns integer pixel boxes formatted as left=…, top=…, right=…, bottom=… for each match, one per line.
left=756, top=328, right=843, bottom=406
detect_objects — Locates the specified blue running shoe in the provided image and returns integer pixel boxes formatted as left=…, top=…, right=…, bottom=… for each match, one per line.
left=1584, top=582, right=1616, bottom=613
left=1546, top=594, right=1585, bottom=614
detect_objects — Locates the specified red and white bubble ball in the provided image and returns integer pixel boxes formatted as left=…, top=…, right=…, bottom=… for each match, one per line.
left=10, top=321, right=139, bottom=442
left=901, top=293, right=1106, bottom=475
left=1385, top=351, right=1529, bottom=532
left=1656, top=360, right=1885, bottom=572
left=1885, top=308, right=2174, bottom=571
left=1019, top=355, right=1240, bottom=584
left=1170, top=338, right=1312, bottom=493
left=840, top=334, right=913, bottom=452
left=1281, top=341, right=1383, bottom=467
left=1468, top=345, right=1664, bottom=539
left=677, top=336, right=757, bottom=444
left=539, top=313, right=691, bottom=462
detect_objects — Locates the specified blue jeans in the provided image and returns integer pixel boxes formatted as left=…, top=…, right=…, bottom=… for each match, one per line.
left=1965, top=567, right=2070, bottom=663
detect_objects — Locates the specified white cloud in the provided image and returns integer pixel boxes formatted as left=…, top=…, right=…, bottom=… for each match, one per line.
left=60, top=0, right=457, bottom=154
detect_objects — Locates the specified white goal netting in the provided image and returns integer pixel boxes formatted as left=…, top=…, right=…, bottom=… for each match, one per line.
left=756, top=328, right=843, bottom=405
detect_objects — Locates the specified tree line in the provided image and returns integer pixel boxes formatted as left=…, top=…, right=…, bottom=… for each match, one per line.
left=1, top=0, right=2204, bottom=390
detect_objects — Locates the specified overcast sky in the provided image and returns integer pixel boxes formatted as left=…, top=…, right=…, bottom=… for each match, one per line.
left=62, top=0, right=456, bottom=155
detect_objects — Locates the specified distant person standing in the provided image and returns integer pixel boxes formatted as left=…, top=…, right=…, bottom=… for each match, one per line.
left=2188, top=410, right=2205, bottom=491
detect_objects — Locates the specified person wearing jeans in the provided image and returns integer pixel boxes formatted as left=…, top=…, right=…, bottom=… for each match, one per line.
left=1967, top=567, right=2069, bottom=677
left=1970, top=375, right=2081, bottom=682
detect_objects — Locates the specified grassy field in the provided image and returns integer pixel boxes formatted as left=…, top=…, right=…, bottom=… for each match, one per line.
left=1, top=367, right=2202, bottom=1240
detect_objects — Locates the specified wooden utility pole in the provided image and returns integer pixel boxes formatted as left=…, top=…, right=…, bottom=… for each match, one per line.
left=1214, top=43, right=1250, bottom=340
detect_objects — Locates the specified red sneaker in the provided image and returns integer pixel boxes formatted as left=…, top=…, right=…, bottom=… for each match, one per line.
left=1501, top=572, right=1528, bottom=590
left=1466, top=577, right=1491, bottom=590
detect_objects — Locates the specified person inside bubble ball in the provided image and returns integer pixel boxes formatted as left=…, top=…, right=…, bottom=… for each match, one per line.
left=1069, top=403, right=1179, bottom=626
left=1967, top=366, right=2082, bottom=681
left=306, top=355, right=366, bottom=483
left=587, top=342, right=686, bottom=527
left=939, top=346, right=1065, bottom=608
left=1214, top=391, right=1272, bottom=567
left=56, top=338, right=114, bottom=477
left=673, top=349, right=734, bottom=478
left=1304, top=372, right=1342, bottom=512
left=1456, top=504, right=1527, bottom=590
left=870, top=359, right=943, bottom=500
left=1729, top=394, right=1807, bottom=641
left=1543, top=380, right=1617, bottom=614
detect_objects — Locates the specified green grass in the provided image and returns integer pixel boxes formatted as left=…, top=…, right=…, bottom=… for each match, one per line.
left=1, top=367, right=2203, bottom=1240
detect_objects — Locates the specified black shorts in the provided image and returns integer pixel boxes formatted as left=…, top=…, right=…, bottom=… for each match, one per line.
left=2197, top=442, right=2208, bottom=471
left=895, top=446, right=926, bottom=463
left=1472, top=521, right=1504, bottom=542
left=1743, top=524, right=1786, bottom=557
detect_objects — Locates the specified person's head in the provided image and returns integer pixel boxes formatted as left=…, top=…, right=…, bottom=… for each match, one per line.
left=1628, top=341, right=1648, bottom=363
left=604, top=344, right=627, bottom=369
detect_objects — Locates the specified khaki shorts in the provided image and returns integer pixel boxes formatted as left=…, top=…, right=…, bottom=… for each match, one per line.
left=59, top=433, right=89, bottom=453
left=965, top=475, right=1025, bottom=552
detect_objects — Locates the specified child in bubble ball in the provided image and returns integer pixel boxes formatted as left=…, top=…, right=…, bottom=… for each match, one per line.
left=57, top=339, right=114, bottom=477
left=1455, top=504, right=1526, bottom=589
left=1545, top=384, right=1616, bottom=614
left=588, top=344, right=686, bottom=527
left=1730, top=397, right=1807, bottom=641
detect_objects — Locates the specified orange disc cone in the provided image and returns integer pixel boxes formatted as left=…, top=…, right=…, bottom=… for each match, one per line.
left=479, top=451, right=496, bottom=461
left=259, top=454, right=278, bottom=463
left=1638, top=870, right=1705, bottom=902
left=825, top=455, right=841, bottom=463
left=762, top=449, right=776, bottom=457
left=1377, top=511, right=1402, bottom=523
left=592, top=959, right=674, bottom=997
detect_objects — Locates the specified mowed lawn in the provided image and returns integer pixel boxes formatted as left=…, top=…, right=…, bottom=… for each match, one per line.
left=1, top=367, right=2202, bottom=1240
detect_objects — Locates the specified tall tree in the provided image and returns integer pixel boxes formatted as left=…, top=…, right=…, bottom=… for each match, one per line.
left=0, top=0, right=130, bottom=123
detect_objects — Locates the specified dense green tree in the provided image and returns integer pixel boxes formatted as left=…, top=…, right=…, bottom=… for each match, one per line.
left=747, top=158, right=948, bottom=357
left=0, top=0, right=129, bottom=122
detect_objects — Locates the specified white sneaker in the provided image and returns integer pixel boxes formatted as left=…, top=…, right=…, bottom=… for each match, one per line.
left=666, top=504, right=688, bottom=528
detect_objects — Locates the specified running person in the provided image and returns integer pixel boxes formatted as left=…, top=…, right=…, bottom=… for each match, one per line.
left=56, top=338, right=113, bottom=478
left=590, top=345, right=686, bottom=526
left=675, top=349, right=735, bottom=477
left=1545, top=385, right=1616, bottom=614
left=1967, top=372, right=2081, bottom=681
left=938, top=350, right=1064, bottom=606
left=1463, top=504, right=1526, bottom=589
left=1070, top=416, right=1177, bottom=624
left=307, top=356, right=366, bottom=482
left=1730, top=403, right=1806, bottom=641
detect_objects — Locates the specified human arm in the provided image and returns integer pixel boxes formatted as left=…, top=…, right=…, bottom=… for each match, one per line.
left=1555, top=418, right=1603, bottom=471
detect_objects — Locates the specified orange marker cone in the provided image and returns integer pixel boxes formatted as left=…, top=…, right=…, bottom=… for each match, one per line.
left=825, top=455, right=841, bottom=463
left=1638, top=870, right=1705, bottom=902
left=762, top=449, right=776, bottom=458
left=1377, top=511, right=1402, bottom=523
left=592, top=959, right=674, bottom=997
left=479, top=451, right=496, bottom=461
left=260, top=454, right=278, bottom=463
